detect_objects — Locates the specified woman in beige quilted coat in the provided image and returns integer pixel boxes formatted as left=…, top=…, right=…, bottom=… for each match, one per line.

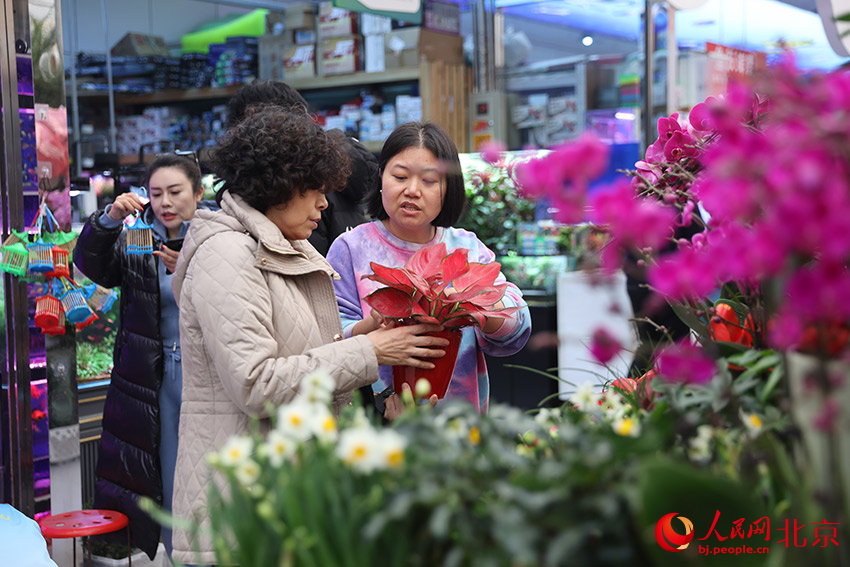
left=169, top=106, right=448, bottom=566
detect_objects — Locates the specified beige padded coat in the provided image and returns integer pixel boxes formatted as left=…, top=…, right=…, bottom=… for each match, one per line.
left=170, top=191, right=378, bottom=565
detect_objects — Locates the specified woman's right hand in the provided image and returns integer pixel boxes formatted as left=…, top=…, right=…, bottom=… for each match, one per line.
left=107, top=193, right=146, bottom=221
left=367, top=323, right=449, bottom=368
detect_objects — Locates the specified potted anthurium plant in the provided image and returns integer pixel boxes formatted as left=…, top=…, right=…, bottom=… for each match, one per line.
left=362, top=242, right=521, bottom=397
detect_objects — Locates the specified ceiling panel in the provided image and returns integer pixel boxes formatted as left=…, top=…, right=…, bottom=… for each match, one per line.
left=482, top=0, right=844, bottom=69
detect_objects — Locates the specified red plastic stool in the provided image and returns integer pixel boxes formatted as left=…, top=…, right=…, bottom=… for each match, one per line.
left=39, top=509, right=131, bottom=567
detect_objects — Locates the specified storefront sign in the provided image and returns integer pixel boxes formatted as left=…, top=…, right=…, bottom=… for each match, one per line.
left=814, top=0, right=850, bottom=57
left=705, top=42, right=767, bottom=98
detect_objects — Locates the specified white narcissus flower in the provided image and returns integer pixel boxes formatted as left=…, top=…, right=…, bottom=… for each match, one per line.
left=296, top=368, right=335, bottom=405
left=277, top=400, right=315, bottom=441
left=265, top=430, right=296, bottom=467
left=612, top=416, right=641, bottom=437
left=309, top=407, right=338, bottom=443
left=601, top=393, right=627, bottom=420
left=235, top=458, right=261, bottom=487
left=374, top=429, right=407, bottom=469
left=336, top=426, right=381, bottom=473
left=570, top=383, right=601, bottom=413
left=534, top=407, right=558, bottom=427
left=219, top=436, right=254, bottom=467
left=739, top=408, right=764, bottom=438
left=688, top=424, right=713, bottom=462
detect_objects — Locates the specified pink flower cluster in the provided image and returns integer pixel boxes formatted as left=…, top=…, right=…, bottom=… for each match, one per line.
left=647, top=58, right=850, bottom=347
left=512, top=55, right=850, bottom=353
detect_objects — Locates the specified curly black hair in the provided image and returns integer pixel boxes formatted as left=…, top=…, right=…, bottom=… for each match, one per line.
left=226, top=80, right=308, bottom=128
left=212, top=106, right=351, bottom=213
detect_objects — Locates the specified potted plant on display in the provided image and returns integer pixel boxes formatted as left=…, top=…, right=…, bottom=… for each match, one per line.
left=456, top=158, right=535, bottom=256
left=164, top=56, right=850, bottom=567
left=362, top=242, right=521, bottom=397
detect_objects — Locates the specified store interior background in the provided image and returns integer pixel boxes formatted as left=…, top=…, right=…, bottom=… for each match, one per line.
left=1, top=0, right=846, bottom=564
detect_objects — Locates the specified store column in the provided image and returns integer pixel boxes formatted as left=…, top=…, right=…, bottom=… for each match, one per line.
left=30, top=0, right=82, bottom=565
left=0, top=0, right=34, bottom=517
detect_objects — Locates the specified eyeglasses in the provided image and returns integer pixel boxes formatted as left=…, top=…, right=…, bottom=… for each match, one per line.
left=160, top=149, right=200, bottom=169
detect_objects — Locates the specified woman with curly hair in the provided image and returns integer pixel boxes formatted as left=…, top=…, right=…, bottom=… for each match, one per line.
left=169, top=106, right=448, bottom=566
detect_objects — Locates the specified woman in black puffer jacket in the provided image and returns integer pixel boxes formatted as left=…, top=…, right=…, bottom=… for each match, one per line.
left=73, top=154, right=214, bottom=561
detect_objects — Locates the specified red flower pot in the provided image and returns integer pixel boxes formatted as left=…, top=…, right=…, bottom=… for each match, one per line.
left=392, top=329, right=462, bottom=399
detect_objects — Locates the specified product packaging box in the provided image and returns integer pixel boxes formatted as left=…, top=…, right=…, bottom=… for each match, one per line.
left=364, top=35, right=385, bottom=73
left=383, top=27, right=463, bottom=70
left=424, top=1, right=461, bottom=35
left=111, top=33, right=170, bottom=57
left=318, top=36, right=361, bottom=76
left=284, top=3, right=315, bottom=30
left=318, top=2, right=358, bottom=39
left=258, top=35, right=287, bottom=80
left=360, top=13, right=392, bottom=36
left=282, top=44, right=316, bottom=80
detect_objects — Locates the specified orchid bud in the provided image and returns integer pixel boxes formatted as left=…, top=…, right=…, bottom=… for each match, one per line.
left=414, top=378, right=432, bottom=398
left=401, top=385, right=415, bottom=405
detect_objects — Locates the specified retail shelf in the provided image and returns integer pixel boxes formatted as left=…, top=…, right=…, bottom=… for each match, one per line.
left=73, top=68, right=422, bottom=105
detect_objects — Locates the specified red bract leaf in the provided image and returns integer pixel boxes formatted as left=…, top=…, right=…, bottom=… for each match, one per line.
left=460, top=303, right=524, bottom=327
left=405, top=242, right=448, bottom=279
left=363, top=263, right=416, bottom=294
left=446, top=283, right=507, bottom=305
left=364, top=288, right=421, bottom=319
left=440, top=248, right=470, bottom=282
left=442, top=315, right=474, bottom=328
left=452, top=262, right=502, bottom=292
left=408, top=272, right=434, bottom=298
left=411, top=314, right=441, bottom=325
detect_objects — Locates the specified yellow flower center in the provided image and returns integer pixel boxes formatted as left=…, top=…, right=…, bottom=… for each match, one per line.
left=351, top=445, right=367, bottom=461
left=469, top=426, right=481, bottom=445
left=748, top=414, right=763, bottom=429
left=323, top=417, right=336, bottom=432
left=386, top=449, right=404, bottom=468
left=615, top=418, right=635, bottom=437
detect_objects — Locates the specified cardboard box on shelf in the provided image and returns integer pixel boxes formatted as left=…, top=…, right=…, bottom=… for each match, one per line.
left=259, top=35, right=287, bottom=80
left=364, top=35, right=385, bottom=73
left=111, top=33, right=170, bottom=57
left=360, top=13, right=392, bottom=36
left=383, top=27, right=463, bottom=70
left=318, top=2, right=358, bottom=39
left=318, top=36, right=361, bottom=76
left=284, top=3, right=315, bottom=30
left=283, top=44, right=316, bottom=80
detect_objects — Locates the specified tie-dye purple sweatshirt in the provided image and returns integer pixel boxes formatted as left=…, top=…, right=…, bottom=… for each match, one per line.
left=326, top=220, right=531, bottom=412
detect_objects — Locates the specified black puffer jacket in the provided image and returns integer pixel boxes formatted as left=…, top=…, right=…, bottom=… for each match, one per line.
left=73, top=207, right=167, bottom=560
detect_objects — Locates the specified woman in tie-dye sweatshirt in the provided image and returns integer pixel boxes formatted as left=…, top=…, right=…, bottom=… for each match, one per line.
left=327, top=122, right=531, bottom=413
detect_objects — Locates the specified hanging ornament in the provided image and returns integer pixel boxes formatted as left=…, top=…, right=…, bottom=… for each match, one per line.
left=126, top=216, right=154, bottom=255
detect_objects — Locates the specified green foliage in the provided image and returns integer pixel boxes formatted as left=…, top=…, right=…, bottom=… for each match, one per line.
left=75, top=280, right=119, bottom=382
left=457, top=166, right=535, bottom=255
left=76, top=339, right=114, bottom=381
left=185, top=357, right=807, bottom=567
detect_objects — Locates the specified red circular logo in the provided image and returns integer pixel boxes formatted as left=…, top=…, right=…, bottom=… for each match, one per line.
left=655, top=512, right=694, bottom=552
